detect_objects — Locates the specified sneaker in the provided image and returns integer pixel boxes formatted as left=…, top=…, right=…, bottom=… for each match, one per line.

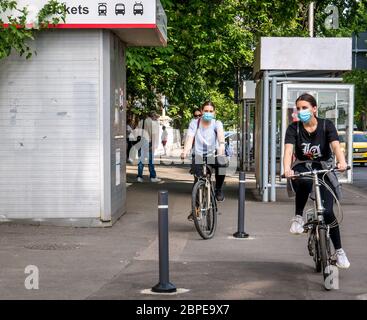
left=150, top=177, right=162, bottom=183
left=215, top=189, right=225, bottom=202
left=335, top=248, right=350, bottom=269
left=137, top=177, right=144, bottom=183
left=290, top=215, right=304, bottom=234
left=187, top=213, right=194, bottom=221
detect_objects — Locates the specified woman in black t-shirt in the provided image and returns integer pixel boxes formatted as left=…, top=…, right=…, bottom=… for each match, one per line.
left=283, top=93, right=350, bottom=269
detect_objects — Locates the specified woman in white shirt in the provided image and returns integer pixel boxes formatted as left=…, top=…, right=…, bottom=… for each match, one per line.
left=181, top=101, right=226, bottom=206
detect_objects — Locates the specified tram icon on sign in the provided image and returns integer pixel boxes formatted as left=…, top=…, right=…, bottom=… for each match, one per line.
left=115, top=3, right=125, bottom=15
left=133, top=2, right=144, bottom=15
left=98, top=3, right=107, bottom=16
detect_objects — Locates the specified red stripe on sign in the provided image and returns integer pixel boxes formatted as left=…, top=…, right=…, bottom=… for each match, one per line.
left=2, top=23, right=157, bottom=29
left=55, top=23, right=157, bottom=29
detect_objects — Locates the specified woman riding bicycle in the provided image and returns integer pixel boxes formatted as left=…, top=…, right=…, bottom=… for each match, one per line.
left=181, top=101, right=226, bottom=212
left=283, top=93, right=350, bottom=269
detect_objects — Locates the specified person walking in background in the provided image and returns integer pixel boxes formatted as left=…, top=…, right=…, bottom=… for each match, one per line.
left=182, top=109, right=202, bottom=149
left=161, top=126, right=168, bottom=156
left=126, top=116, right=135, bottom=163
left=136, top=111, right=161, bottom=183
left=193, top=109, right=201, bottom=120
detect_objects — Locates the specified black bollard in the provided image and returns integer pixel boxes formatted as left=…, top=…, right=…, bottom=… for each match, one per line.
left=233, top=171, right=249, bottom=238
left=152, top=190, right=177, bottom=293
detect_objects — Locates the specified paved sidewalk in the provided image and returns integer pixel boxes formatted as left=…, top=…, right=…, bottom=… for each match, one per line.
left=0, top=164, right=367, bottom=300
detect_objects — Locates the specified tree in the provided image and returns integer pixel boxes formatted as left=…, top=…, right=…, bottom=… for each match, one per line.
left=0, top=0, right=66, bottom=60
left=126, top=0, right=367, bottom=131
left=344, top=70, right=367, bottom=130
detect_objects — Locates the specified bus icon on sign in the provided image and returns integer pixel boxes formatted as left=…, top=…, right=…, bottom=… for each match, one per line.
left=115, top=3, right=125, bottom=15
left=133, top=2, right=144, bottom=15
left=98, top=3, right=107, bottom=16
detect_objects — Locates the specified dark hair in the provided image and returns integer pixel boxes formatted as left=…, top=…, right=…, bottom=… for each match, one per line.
left=201, top=101, right=215, bottom=111
left=296, top=93, right=317, bottom=107
left=162, top=126, right=166, bottom=130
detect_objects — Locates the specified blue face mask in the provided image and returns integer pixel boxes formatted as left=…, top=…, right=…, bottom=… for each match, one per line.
left=298, top=109, right=312, bottom=123
left=202, top=112, right=215, bottom=122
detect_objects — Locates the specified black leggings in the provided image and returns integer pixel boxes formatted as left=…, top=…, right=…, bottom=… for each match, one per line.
left=191, top=155, right=225, bottom=190
left=292, top=164, right=342, bottom=250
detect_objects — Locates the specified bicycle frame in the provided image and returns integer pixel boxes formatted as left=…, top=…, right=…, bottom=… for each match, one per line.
left=284, top=165, right=351, bottom=289
left=191, top=155, right=218, bottom=239
left=299, top=169, right=335, bottom=234
left=309, top=171, right=332, bottom=262
left=197, top=158, right=214, bottom=221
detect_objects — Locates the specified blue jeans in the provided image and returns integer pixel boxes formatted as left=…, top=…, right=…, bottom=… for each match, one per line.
left=137, top=145, right=157, bottom=179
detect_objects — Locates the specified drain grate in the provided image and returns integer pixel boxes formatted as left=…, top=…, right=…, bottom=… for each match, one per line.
left=24, top=243, right=80, bottom=251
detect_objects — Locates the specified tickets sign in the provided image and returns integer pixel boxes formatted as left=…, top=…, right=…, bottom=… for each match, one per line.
left=2, top=0, right=158, bottom=28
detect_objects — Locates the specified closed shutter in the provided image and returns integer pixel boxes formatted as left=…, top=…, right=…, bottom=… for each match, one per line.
left=0, top=30, right=101, bottom=219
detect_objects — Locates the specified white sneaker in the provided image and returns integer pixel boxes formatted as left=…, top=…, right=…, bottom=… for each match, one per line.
left=290, top=215, right=304, bottom=234
left=150, top=177, right=162, bottom=183
left=137, top=177, right=144, bottom=183
left=335, top=248, right=350, bottom=269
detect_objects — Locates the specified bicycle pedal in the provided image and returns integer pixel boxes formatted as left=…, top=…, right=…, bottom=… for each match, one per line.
left=194, top=208, right=201, bottom=221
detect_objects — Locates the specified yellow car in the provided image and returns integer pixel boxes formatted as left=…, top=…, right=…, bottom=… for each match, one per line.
left=338, top=131, right=367, bottom=166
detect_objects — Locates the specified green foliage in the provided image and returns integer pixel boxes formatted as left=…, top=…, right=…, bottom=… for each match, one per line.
left=343, top=70, right=367, bottom=129
left=127, top=0, right=367, bottom=131
left=315, top=0, right=367, bottom=37
left=0, top=0, right=65, bottom=59
left=126, top=0, right=302, bottom=130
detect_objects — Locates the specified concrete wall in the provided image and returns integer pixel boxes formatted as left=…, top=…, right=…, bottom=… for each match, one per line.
left=0, top=29, right=127, bottom=226
left=108, top=32, right=127, bottom=223
left=0, top=30, right=101, bottom=220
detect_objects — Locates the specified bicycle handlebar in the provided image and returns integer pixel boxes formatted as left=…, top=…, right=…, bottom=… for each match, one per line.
left=281, top=166, right=351, bottom=179
left=181, top=152, right=223, bottom=160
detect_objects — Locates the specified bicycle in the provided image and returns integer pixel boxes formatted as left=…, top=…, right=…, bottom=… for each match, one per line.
left=191, top=154, right=220, bottom=239
left=284, top=165, right=350, bottom=290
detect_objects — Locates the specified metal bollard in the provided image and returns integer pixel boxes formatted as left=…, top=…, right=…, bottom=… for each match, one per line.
left=152, top=190, right=177, bottom=293
left=233, top=171, right=249, bottom=238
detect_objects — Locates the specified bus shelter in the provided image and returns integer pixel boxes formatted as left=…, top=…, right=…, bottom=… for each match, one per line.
left=253, top=37, right=354, bottom=202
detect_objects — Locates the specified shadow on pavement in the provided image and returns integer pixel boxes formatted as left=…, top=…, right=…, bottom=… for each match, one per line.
left=88, top=260, right=326, bottom=300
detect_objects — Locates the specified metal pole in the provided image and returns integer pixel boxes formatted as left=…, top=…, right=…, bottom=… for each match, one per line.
left=245, top=101, right=250, bottom=171
left=270, top=78, right=277, bottom=202
left=233, top=171, right=249, bottom=238
left=239, top=98, right=243, bottom=171
left=309, top=2, right=315, bottom=37
left=262, top=71, right=270, bottom=202
left=152, top=191, right=176, bottom=293
left=242, top=100, right=247, bottom=171
left=248, top=102, right=253, bottom=171
left=268, top=70, right=304, bottom=77
left=274, top=77, right=343, bottom=82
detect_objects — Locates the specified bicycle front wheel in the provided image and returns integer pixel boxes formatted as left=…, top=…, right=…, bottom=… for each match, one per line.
left=319, top=227, right=333, bottom=290
left=309, top=228, right=321, bottom=273
left=191, top=180, right=217, bottom=239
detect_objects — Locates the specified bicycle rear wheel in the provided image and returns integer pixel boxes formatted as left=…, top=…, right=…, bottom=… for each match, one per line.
left=191, top=179, right=217, bottom=239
